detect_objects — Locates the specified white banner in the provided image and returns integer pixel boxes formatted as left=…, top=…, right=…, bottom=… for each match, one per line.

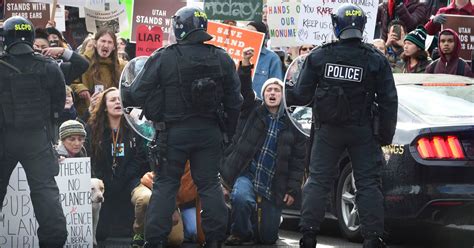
left=85, top=5, right=128, bottom=33
left=267, top=0, right=302, bottom=47
left=297, top=0, right=378, bottom=45
left=0, top=158, right=93, bottom=248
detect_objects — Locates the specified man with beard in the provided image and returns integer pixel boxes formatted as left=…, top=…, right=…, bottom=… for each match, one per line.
left=220, top=48, right=306, bottom=246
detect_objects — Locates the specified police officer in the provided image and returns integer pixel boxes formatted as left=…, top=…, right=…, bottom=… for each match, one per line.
left=286, top=4, right=398, bottom=248
left=0, top=17, right=67, bottom=247
left=124, top=6, right=243, bottom=248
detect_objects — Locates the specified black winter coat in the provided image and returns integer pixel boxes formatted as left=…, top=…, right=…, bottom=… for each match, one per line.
left=220, top=64, right=306, bottom=207
left=85, top=124, right=148, bottom=198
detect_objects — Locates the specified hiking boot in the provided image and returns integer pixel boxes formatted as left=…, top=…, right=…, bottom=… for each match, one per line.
left=299, top=233, right=317, bottom=248
left=363, top=237, right=387, bottom=248
left=131, top=233, right=145, bottom=248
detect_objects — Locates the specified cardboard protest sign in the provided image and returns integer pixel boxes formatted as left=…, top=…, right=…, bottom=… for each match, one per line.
left=266, top=0, right=301, bottom=47
left=204, top=0, right=262, bottom=21
left=136, top=24, right=163, bottom=56
left=442, top=15, right=474, bottom=61
left=85, top=4, right=128, bottom=33
left=3, top=0, right=50, bottom=27
left=297, top=0, right=378, bottom=45
left=131, top=0, right=186, bottom=43
left=0, top=158, right=93, bottom=247
left=206, top=21, right=265, bottom=78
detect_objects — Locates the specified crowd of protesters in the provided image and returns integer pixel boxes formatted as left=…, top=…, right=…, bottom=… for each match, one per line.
left=0, top=0, right=473, bottom=247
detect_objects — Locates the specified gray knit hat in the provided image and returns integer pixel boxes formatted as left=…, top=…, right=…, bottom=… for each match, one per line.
left=59, top=120, right=86, bottom=140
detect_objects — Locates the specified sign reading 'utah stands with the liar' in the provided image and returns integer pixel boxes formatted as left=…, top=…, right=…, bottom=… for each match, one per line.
left=131, top=0, right=186, bottom=43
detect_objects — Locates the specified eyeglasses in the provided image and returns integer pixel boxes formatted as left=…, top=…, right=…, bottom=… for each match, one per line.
left=300, top=47, right=314, bottom=51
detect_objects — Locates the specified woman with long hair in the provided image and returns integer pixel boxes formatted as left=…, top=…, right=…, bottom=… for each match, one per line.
left=394, top=27, right=431, bottom=73
left=86, top=87, right=148, bottom=242
left=71, top=29, right=126, bottom=117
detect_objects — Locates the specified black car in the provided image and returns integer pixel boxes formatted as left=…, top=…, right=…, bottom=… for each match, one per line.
left=284, top=73, right=474, bottom=241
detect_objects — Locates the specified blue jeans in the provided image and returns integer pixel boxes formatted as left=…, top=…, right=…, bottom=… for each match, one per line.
left=181, top=207, right=197, bottom=241
left=230, top=176, right=282, bottom=244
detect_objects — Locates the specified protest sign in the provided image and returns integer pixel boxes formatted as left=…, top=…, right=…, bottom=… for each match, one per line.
left=136, top=24, right=163, bottom=56
left=266, top=0, right=301, bottom=47
left=206, top=21, right=265, bottom=78
left=3, top=0, right=50, bottom=28
left=204, top=0, right=262, bottom=21
left=131, top=0, right=186, bottom=43
left=0, top=158, right=93, bottom=247
left=297, top=0, right=378, bottom=45
left=64, top=6, right=88, bottom=50
left=85, top=4, right=128, bottom=33
left=54, top=4, right=65, bottom=31
left=442, top=15, right=474, bottom=61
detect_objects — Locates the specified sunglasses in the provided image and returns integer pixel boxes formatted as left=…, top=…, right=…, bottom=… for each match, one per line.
left=300, top=47, right=314, bottom=51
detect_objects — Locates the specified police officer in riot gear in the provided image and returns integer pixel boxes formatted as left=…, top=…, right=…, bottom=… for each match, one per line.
left=124, top=6, right=243, bottom=248
left=0, top=16, right=67, bottom=248
left=287, top=4, right=398, bottom=248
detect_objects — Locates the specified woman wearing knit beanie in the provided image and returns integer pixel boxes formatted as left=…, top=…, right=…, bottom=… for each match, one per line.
left=56, top=119, right=87, bottom=159
left=393, top=26, right=432, bottom=73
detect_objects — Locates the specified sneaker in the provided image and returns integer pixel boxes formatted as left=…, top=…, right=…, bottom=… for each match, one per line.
left=224, top=234, right=248, bottom=246
left=363, top=237, right=387, bottom=248
left=131, top=233, right=145, bottom=248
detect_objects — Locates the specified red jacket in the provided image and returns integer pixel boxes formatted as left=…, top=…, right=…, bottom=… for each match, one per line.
left=424, top=1, right=474, bottom=35
left=426, top=29, right=473, bottom=77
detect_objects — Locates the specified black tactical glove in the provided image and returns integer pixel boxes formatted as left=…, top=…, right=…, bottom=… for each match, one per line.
left=433, top=14, right=447, bottom=24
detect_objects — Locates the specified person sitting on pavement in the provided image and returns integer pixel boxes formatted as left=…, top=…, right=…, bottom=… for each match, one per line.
left=220, top=48, right=306, bottom=246
left=86, top=87, right=148, bottom=243
left=130, top=161, right=203, bottom=247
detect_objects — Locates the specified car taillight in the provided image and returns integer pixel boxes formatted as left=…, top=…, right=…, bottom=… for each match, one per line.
left=416, top=136, right=466, bottom=160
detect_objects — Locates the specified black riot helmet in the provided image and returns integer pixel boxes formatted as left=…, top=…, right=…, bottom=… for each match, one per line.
left=172, top=6, right=211, bottom=41
left=331, top=4, right=367, bottom=40
left=2, top=16, right=35, bottom=50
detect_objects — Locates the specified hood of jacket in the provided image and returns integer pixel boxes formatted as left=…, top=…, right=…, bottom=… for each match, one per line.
left=438, top=28, right=461, bottom=63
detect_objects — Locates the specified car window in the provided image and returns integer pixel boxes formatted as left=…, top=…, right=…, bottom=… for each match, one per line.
left=397, top=85, right=474, bottom=125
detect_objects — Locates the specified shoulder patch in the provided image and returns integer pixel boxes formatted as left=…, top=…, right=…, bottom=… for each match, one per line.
left=324, top=63, right=363, bottom=82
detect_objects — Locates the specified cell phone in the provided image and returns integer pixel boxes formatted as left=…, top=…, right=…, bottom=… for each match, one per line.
left=392, top=25, right=401, bottom=39
left=95, top=85, right=104, bottom=93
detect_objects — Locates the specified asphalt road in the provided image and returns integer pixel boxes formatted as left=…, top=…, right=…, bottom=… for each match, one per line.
left=103, top=217, right=474, bottom=248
